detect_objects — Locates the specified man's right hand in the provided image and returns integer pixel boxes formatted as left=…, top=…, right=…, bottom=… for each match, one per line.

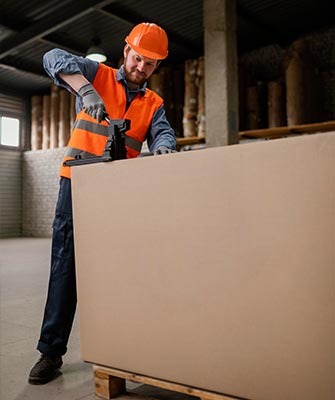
left=78, top=83, right=106, bottom=122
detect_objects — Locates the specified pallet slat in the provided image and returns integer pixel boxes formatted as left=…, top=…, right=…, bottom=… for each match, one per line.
left=240, top=120, right=335, bottom=139
left=93, top=365, right=240, bottom=400
left=177, top=120, right=335, bottom=144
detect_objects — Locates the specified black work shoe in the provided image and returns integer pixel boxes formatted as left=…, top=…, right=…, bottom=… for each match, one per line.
left=28, top=354, right=63, bottom=385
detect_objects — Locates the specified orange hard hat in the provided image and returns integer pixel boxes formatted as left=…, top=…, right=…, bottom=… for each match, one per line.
left=125, top=22, right=168, bottom=60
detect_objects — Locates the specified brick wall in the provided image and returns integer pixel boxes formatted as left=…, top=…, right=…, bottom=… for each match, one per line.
left=22, top=148, right=65, bottom=237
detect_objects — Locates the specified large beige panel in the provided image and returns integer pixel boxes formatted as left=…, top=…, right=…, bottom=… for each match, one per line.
left=72, top=133, right=335, bottom=400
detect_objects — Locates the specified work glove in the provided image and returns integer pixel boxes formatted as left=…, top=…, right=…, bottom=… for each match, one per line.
left=153, top=146, right=176, bottom=155
left=78, top=83, right=106, bottom=122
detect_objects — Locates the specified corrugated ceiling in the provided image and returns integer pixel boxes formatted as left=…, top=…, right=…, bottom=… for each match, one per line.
left=0, top=0, right=333, bottom=95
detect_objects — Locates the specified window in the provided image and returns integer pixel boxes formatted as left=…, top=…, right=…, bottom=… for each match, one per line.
left=0, top=116, right=20, bottom=147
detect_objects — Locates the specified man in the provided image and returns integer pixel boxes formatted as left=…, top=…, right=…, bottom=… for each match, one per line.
left=29, top=22, right=176, bottom=385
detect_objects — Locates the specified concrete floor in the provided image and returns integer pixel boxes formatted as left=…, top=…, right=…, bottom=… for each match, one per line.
left=0, top=238, right=194, bottom=400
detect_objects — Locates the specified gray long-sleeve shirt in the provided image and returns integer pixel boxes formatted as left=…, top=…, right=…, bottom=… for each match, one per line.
left=43, top=48, right=176, bottom=152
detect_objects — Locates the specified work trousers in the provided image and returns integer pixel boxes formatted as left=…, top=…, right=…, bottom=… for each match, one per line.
left=37, top=177, right=76, bottom=358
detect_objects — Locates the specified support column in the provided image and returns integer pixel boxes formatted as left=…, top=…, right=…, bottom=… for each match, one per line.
left=204, top=0, right=239, bottom=146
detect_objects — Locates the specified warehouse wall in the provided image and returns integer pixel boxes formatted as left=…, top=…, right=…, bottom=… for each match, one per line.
left=0, top=149, right=22, bottom=237
left=0, top=92, right=28, bottom=238
left=22, top=148, right=65, bottom=237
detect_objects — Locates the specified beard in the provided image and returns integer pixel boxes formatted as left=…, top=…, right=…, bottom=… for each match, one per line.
left=123, top=65, right=148, bottom=88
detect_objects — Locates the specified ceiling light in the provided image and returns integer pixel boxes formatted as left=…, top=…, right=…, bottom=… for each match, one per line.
left=86, top=45, right=107, bottom=63
left=86, top=37, right=107, bottom=63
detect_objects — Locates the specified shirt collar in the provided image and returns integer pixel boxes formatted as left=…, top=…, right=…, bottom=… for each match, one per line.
left=117, top=65, right=147, bottom=95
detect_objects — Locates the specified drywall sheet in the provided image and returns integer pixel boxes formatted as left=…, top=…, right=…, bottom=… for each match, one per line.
left=72, top=132, right=335, bottom=400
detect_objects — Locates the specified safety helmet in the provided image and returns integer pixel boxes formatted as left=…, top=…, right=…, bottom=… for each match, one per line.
left=125, top=22, right=168, bottom=60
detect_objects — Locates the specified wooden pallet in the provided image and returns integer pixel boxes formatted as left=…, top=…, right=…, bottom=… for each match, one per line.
left=93, top=365, right=241, bottom=400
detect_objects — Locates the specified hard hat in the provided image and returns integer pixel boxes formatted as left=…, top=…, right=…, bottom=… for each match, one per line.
left=125, top=23, right=168, bottom=60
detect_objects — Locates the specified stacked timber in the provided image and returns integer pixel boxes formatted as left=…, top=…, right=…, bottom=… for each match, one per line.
left=31, top=96, right=43, bottom=150
left=58, top=89, right=71, bottom=147
left=172, top=67, right=184, bottom=137
left=31, top=84, right=75, bottom=150
left=267, top=80, right=286, bottom=127
left=183, top=59, right=198, bottom=137
left=240, top=38, right=323, bottom=133
left=284, top=39, right=320, bottom=125
left=197, top=57, right=205, bottom=137
left=42, top=95, right=51, bottom=149
left=50, top=84, right=60, bottom=148
left=238, top=64, right=248, bottom=131
left=181, top=56, right=208, bottom=138
left=245, top=82, right=267, bottom=130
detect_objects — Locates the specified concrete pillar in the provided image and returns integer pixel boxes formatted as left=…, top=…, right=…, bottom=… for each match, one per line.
left=204, top=0, right=239, bottom=146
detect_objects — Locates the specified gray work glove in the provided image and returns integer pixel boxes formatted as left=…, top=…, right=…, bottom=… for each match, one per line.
left=154, top=146, right=176, bottom=155
left=78, top=83, right=106, bottom=122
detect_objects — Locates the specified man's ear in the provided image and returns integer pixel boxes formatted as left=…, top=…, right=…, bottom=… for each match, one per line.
left=155, top=60, right=161, bottom=70
left=123, top=45, right=130, bottom=58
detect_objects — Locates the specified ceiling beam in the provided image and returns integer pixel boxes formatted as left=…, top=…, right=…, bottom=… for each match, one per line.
left=236, top=3, right=289, bottom=48
left=97, top=7, right=202, bottom=55
left=0, top=62, right=51, bottom=82
left=38, top=37, right=86, bottom=56
left=0, top=0, right=117, bottom=59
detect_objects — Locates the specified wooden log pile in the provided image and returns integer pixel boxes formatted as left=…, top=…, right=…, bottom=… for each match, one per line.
left=31, top=85, right=74, bottom=150
left=183, top=59, right=198, bottom=137
left=197, top=57, right=205, bottom=138
left=182, top=58, right=206, bottom=138
left=284, top=39, right=321, bottom=126
left=240, top=38, right=322, bottom=132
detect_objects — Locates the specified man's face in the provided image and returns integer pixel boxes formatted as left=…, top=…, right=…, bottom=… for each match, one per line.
left=123, top=46, right=159, bottom=88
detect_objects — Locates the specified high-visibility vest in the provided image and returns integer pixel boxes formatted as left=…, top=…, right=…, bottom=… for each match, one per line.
left=60, top=64, right=163, bottom=178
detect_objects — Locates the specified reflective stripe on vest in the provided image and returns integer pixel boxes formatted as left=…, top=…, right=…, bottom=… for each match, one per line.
left=60, top=64, right=163, bottom=178
left=65, top=119, right=143, bottom=155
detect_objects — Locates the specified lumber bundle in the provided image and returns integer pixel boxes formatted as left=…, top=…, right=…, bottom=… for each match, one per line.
left=284, top=39, right=320, bottom=125
left=31, top=84, right=75, bottom=150
left=31, top=95, right=43, bottom=150
left=183, top=57, right=206, bottom=138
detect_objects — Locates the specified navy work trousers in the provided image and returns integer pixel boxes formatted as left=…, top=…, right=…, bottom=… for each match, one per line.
left=37, top=177, right=76, bottom=358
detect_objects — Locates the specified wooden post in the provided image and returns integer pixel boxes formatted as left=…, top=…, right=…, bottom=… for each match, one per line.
left=42, top=95, right=51, bottom=149
left=31, top=95, right=43, bottom=150
left=149, top=67, right=175, bottom=133
left=246, top=82, right=267, bottom=130
left=285, top=40, right=306, bottom=126
left=50, top=84, right=59, bottom=148
left=183, top=59, right=198, bottom=137
left=268, top=81, right=286, bottom=127
left=197, top=56, right=206, bottom=138
left=58, top=89, right=71, bottom=147
left=173, top=67, right=184, bottom=137
left=284, top=39, right=319, bottom=126
left=238, top=64, right=248, bottom=131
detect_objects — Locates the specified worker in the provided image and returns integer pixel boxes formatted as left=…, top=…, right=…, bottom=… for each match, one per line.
left=28, top=22, right=176, bottom=385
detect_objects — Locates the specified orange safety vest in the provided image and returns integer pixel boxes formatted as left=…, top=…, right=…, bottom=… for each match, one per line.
left=60, top=64, right=163, bottom=178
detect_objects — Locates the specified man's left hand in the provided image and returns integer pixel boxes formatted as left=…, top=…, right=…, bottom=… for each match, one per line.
left=154, top=146, right=176, bottom=155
